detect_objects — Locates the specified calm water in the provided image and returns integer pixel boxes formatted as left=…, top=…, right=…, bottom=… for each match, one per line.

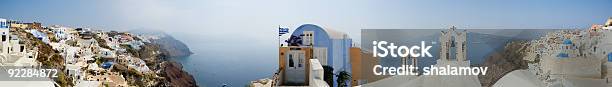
left=172, top=44, right=278, bottom=87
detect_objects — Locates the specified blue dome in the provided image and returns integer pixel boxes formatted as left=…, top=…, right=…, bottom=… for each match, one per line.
left=101, top=62, right=113, bottom=69
left=557, top=53, right=569, bottom=58
left=563, top=39, right=572, bottom=44
left=290, top=24, right=331, bottom=47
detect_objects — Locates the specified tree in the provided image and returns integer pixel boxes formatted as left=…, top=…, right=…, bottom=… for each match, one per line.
left=336, top=71, right=351, bottom=87
left=322, top=65, right=333, bottom=86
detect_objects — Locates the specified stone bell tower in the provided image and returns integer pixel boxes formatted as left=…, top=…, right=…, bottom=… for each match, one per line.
left=439, top=26, right=467, bottom=61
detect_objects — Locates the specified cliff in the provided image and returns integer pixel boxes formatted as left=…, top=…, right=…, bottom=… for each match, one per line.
left=477, top=41, right=530, bottom=87
left=131, top=33, right=198, bottom=87
left=161, top=61, right=198, bottom=87
left=152, top=35, right=193, bottom=58
left=130, top=30, right=193, bottom=58
left=6, top=19, right=197, bottom=86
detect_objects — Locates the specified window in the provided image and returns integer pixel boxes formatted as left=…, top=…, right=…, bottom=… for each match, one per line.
left=462, top=42, right=466, bottom=53
left=298, top=57, right=303, bottom=67
left=20, top=46, right=24, bottom=52
left=446, top=53, right=449, bottom=60
left=288, top=55, right=294, bottom=68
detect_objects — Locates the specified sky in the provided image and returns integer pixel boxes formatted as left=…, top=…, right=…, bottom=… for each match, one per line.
left=2, top=0, right=611, bottom=86
left=2, top=0, right=612, bottom=45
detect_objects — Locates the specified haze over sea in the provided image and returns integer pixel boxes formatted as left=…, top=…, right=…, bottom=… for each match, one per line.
left=171, top=33, right=278, bottom=87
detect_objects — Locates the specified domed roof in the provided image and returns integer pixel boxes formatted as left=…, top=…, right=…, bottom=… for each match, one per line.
left=101, top=62, right=114, bottom=69
left=563, top=39, right=572, bottom=45
left=557, top=53, right=569, bottom=58
left=293, top=24, right=350, bottom=39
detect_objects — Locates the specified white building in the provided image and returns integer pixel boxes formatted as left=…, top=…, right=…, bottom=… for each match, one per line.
left=98, top=48, right=115, bottom=58
left=27, top=30, right=50, bottom=44
left=604, top=17, right=612, bottom=30
left=0, top=18, right=53, bottom=87
left=49, top=25, right=72, bottom=41
left=0, top=24, right=38, bottom=66
left=0, top=18, right=10, bottom=57
left=288, top=24, right=353, bottom=86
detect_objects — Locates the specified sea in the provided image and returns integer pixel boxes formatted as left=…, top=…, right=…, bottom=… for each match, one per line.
left=171, top=39, right=279, bottom=87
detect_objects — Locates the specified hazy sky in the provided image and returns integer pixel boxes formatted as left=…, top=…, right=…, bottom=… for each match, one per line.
left=2, top=0, right=612, bottom=62
left=1, top=0, right=611, bottom=60
left=0, top=0, right=612, bottom=63
left=2, top=0, right=612, bottom=46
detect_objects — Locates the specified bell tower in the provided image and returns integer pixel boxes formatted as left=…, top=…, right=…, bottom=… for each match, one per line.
left=439, top=26, right=467, bottom=61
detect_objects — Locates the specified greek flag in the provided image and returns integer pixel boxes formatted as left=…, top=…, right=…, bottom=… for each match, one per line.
left=279, top=27, right=289, bottom=36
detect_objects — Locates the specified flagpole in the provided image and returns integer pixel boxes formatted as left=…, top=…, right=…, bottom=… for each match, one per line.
left=278, top=25, right=281, bottom=47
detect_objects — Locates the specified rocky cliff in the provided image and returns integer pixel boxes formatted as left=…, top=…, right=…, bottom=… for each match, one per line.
left=152, top=35, right=193, bottom=58
left=161, top=61, right=198, bottom=87
left=129, top=32, right=197, bottom=87
left=477, top=41, right=530, bottom=87
left=130, top=30, right=193, bottom=58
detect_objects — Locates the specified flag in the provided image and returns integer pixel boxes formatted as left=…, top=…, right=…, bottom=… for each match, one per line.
left=279, top=27, right=289, bottom=36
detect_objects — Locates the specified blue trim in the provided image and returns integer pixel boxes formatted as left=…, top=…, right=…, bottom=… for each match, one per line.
left=563, top=39, right=572, bottom=44
left=557, top=53, right=569, bottom=58
left=607, top=53, right=612, bottom=62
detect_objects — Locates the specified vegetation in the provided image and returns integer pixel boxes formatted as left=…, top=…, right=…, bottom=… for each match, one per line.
left=336, top=71, right=351, bottom=87
left=94, top=35, right=112, bottom=50
left=323, top=65, right=334, bottom=86
left=120, top=44, right=140, bottom=57
left=95, top=57, right=103, bottom=65
left=66, top=40, right=77, bottom=46
left=114, top=64, right=146, bottom=86
left=13, top=28, right=73, bottom=86
left=50, top=37, right=59, bottom=43
left=55, top=71, right=73, bottom=87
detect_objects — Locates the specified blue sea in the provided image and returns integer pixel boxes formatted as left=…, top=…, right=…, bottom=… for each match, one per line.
left=171, top=40, right=279, bottom=87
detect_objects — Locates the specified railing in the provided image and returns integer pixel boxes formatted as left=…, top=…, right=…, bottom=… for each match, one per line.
left=271, top=68, right=282, bottom=87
